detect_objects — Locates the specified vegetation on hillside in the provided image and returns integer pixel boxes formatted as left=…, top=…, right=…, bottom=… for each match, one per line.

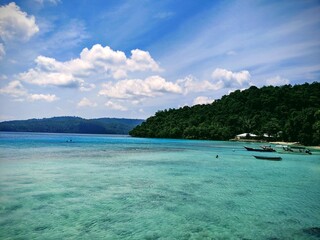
left=130, top=82, right=320, bottom=145
left=0, top=117, right=144, bottom=135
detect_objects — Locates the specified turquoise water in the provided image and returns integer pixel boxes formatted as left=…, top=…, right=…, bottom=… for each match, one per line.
left=0, top=132, right=319, bottom=239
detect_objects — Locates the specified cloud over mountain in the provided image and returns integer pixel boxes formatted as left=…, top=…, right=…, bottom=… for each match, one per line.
left=211, top=68, right=251, bottom=89
left=99, top=75, right=182, bottom=100
left=0, top=80, right=58, bottom=102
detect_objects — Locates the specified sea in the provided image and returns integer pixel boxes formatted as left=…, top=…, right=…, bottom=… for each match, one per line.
left=0, top=132, right=319, bottom=240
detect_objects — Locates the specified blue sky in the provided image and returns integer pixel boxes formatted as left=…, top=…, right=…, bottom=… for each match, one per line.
left=0, top=0, right=319, bottom=120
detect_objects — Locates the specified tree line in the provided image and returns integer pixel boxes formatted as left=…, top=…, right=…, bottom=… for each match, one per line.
left=130, top=82, right=320, bottom=146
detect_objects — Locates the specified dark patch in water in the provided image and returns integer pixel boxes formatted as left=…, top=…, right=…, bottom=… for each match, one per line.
left=285, top=218, right=300, bottom=224
left=32, top=204, right=47, bottom=211
left=0, top=218, right=14, bottom=227
left=224, top=200, right=238, bottom=210
left=149, top=193, right=166, bottom=200
left=61, top=213, right=69, bottom=219
left=21, top=181, right=33, bottom=185
left=34, top=225, right=49, bottom=231
left=144, top=231, right=161, bottom=240
left=303, top=227, right=320, bottom=238
left=82, top=220, right=98, bottom=233
left=33, top=193, right=55, bottom=201
left=101, top=216, right=114, bottom=223
left=165, top=205, right=177, bottom=212
left=276, top=210, right=287, bottom=216
left=6, top=203, right=23, bottom=211
left=168, top=172, right=185, bottom=177
left=203, top=179, right=215, bottom=184
left=234, top=189, right=252, bottom=197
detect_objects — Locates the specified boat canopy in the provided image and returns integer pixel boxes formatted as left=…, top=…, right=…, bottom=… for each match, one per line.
left=236, top=133, right=258, bottom=138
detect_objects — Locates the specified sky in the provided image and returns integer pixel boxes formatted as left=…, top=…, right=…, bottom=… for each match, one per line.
left=0, top=0, right=319, bottom=121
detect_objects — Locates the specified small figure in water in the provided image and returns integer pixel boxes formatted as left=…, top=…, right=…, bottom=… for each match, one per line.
left=216, top=155, right=219, bottom=158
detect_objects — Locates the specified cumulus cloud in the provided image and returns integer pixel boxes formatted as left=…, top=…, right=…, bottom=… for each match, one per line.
left=18, top=44, right=161, bottom=88
left=0, top=80, right=58, bottom=102
left=28, top=94, right=58, bottom=102
left=211, top=68, right=251, bottom=89
left=266, top=75, right=290, bottom=86
left=80, top=45, right=161, bottom=78
left=177, top=75, right=221, bottom=94
left=77, top=97, right=97, bottom=107
left=99, top=75, right=182, bottom=99
left=175, top=69, right=252, bottom=95
left=193, top=96, right=214, bottom=105
left=127, top=49, right=162, bottom=72
left=0, top=2, right=39, bottom=42
left=105, top=101, right=128, bottom=111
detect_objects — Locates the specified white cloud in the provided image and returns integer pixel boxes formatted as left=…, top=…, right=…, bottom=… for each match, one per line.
left=99, top=75, right=182, bottom=99
left=0, top=43, right=5, bottom=60
left=266, top=76, right=290, bottom=86
left=19, top=67, right=81, bottom=87
left=177, top=75, right=222, bottom=94
left=127, top=49, right=162, bottom=72
left=18, top=44, right=161, bottom=88
left=0, top=80, right=27, bottom=97
left=28, top=93, right=58, bottom=102
left=77, top=97, right=97, bottom=107
left=176, top=69, right=252, bottom=94
left=0, top=80, right=58, bottom=102
left=193, top=96, right=214, bottom=105
left=105, top=101, right=128, bottom=111
left=80, top=83, right=96, bottom=92
left=211, top=68, right=251, bottom=89
left=0, top=2, right=39, bottom=42
left=79, top=45, right=161, bottom=78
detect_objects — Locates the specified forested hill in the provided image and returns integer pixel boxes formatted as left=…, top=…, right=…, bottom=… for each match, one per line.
left=0, top=117, right=144, bottom=135
left=130, top=82, right=320, bottom=145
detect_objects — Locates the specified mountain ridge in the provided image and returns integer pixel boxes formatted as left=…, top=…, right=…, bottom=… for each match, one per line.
left=0, top=116, right=144, bottom=135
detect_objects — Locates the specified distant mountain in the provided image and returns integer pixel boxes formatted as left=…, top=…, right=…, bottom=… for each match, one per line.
left=0, top=117, right=144, bottom=135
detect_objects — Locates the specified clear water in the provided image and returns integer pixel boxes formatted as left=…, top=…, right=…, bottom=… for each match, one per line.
left=0, top=132, right=319, bottom=239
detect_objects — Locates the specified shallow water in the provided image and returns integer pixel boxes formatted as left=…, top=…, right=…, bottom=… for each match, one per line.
left=0, top=132, right=319, bottom=239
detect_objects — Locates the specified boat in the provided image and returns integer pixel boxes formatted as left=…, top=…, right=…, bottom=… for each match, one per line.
left=276, top=145, right=312, bottom=155
left=244, top=146, right=275, bottom=152
left=253, top=155, right=282, bottom=161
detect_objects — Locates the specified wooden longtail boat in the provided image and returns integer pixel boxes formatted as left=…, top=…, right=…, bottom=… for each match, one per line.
left=253, top=155, right=282, bottom=161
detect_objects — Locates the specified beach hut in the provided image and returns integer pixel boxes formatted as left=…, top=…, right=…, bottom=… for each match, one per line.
left=235, top=133, right=258, bottom=140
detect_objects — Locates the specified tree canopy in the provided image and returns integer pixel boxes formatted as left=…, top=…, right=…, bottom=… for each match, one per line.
left=130, top=82, right=320, bottom=145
